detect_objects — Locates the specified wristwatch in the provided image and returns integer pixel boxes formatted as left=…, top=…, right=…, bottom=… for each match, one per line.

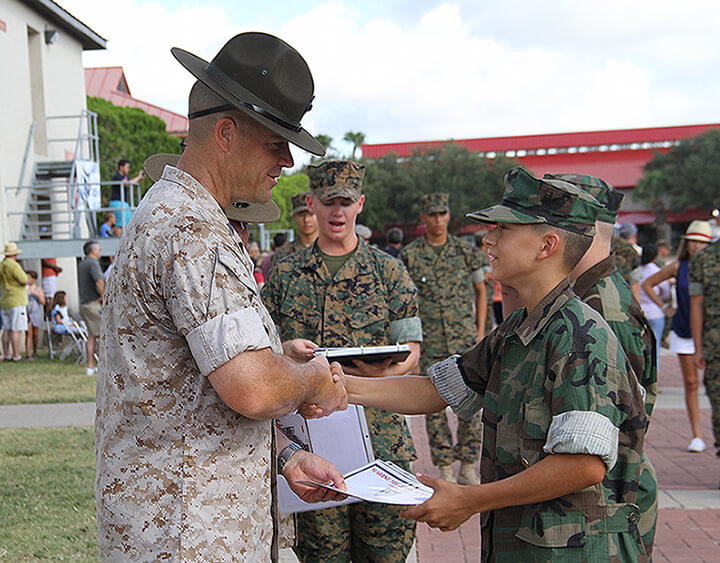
left=278, top=442, right=303, bottom=473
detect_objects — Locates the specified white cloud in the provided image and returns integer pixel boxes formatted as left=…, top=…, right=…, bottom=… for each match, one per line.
left=57, top=0, right=720, bottom=166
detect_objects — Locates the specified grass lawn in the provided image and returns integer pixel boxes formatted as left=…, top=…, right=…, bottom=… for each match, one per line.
left=0, top=355, right=94, bottom=405
left=0, top=426, right=97, bottom=561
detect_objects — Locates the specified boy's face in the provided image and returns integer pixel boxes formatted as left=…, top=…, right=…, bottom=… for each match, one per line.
left=483, top=222, right=542, bottom=286
left=309, top=195, right=364, bottom=244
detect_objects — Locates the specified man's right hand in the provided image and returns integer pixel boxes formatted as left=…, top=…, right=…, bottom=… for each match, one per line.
left=302, top=358, right=347, bottom=418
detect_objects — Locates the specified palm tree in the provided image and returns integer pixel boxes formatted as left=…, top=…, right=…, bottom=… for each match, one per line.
left=343, top=131, right=366, bottom=160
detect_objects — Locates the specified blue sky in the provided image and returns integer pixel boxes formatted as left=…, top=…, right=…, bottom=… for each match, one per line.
left=61, top=0, right=720, bottom=164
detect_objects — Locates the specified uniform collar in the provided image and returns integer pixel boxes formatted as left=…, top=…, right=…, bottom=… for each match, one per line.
left=513, top=278, right=574, bottom=346
left=572, top=254, right=617, bottom=299
left=306, top=237, right=375, bottom=280
left=160, top=165, right=226, bottom=219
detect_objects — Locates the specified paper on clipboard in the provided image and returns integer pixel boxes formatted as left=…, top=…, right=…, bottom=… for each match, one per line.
left=297, top=460, right=434, bottom=506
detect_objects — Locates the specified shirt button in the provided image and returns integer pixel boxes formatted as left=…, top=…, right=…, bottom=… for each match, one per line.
left=628, top=511, right=639, bottom=523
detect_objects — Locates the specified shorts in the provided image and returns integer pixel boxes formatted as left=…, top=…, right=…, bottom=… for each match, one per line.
left=1, top=306, right=28, bottom=332
left=41, top=275, right=57, bottom=300
left=80, top=300, right=102, bottom=336
left=669, top=330, right=695, bottom=355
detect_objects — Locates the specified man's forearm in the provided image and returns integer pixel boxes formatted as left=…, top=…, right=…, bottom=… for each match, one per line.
left=346, top=374, right=446, bottom=414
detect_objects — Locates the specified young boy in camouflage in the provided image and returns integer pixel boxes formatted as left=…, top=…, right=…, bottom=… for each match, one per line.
left=337, top=167, right=649, bottom=561
left=400, top=192, right=487, bottom=485
left=262, top=160, right=422, bottom=562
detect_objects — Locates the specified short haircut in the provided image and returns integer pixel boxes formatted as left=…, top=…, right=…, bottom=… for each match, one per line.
left=272, top=233, right=287, bottom=250
left=118, top=159, right=130, bottom=169
left=641, top=243, right=658, bottom=265
left=83, top=240, right=100, bottom=256
left=386, top=227, right=403, bottom=245
left=531, top=224, right=592, bottom=271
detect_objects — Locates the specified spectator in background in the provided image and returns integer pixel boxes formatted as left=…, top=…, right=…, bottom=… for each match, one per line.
left=271, top=191, right=319, bottom=268
left=50, top=291, right=83, bottom=336
left=0, top=242, right=30, bottom=361
left=642, top=221, right=712, bottom=452
left=639, top=244, right=670, bottom=368
left=99, top=212, right=116, bottom=238
left=25, top=271, right=46, bottom=359
left=78, top=240, right=104, bottom=376
left=355, top=223, right=372, bottom=243
left=383, top=227, right=404, bottom=258
left=260, top=232, right=286, bottom=281
left=110, top=159, right=145, bottom=226
left=656, top=239, right=671, bottom=267
left=613, top=222, right=643, bottom=302
left=40, top=257, right=62, bottom=305
left=111, top=226, right=123, bottom=238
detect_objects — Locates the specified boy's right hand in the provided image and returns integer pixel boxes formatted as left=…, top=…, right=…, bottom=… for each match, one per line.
left=302, top=356, right=347, bottom=418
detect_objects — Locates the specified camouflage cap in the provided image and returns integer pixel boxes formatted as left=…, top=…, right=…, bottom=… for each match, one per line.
left=544, top=172, right=623, bottom=224
left=466, top=166, right=602, bottom=237
left=306, top=160, right=365, bottom=202
left=421, top=193, right=450, bottom=214
left=291, top=191, right=310, bottom=214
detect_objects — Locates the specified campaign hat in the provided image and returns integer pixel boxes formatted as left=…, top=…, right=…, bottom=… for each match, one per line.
left=172, top=32, right=324, bottom=156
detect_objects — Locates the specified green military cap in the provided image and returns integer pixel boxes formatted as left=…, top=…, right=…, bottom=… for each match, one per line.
left=466, top=166, right=602, bottom=237
left=421, top=192, right=450, bottom=214
left=306, top=160, right=365, bottom=202
left=544, top=172, right=623, bottom=224
left=291, top=191, right=310, bottom=214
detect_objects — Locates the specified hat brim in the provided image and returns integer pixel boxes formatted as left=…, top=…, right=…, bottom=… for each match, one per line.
left=684, top=234, right=712, bottom=243
left=466, top=204, right=546, bottom=225
left=226, top=200, right=281, bottom=223
left=144, top=153, right=180, bottom=183
left=171, top=47, right=325, bottom=157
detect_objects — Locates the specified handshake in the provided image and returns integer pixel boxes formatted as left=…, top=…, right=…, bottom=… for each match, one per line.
left=298, top=352, right=348, bottom=419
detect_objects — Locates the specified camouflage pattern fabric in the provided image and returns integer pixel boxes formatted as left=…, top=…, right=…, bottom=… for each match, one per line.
left=466, top=167, right=600, bottom=237
left=270, top=237, right=309, bottom=269
left=96, top=166, right=284, bottom=561
left=294, top=462, right=415, bottom=562
left=544, top=172, right=623, bottom=225
left=421, top=192, right=450, bottom=214
left=400, top=234, right=485, bottom=465
left=262, top=238, right=419, bottom=561
left=572, top=254, right=658, bottom=557
left=291, top=191, right=310, bottom=214
left=306, top=160, right=364, bottom=202
left=457, top=280, right=648, bottom=561
left=689, top=241, right=720, bottom=455
left=612, top=235, right=642, bottom=286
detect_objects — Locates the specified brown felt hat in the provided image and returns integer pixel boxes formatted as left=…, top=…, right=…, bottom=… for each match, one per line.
left=172, top=32, right=325, bottom=156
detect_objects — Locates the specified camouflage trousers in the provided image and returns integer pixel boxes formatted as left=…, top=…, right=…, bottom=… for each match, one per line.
left=294, top=460, right=416, bottom=562
left=426, top=408, right=483, bottom=466
left=704, top=361, right=720, bottom=455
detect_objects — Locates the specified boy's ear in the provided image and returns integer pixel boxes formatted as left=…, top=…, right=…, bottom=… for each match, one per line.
left=537, top=231, right=561, bottom=261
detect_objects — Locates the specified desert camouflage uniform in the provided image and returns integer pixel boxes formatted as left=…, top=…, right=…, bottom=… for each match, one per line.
left=400, top=233, right=485, bottom=466
left=430, top=280, right=648, bottom=562
left=262, top=238, right=421, bottom=562
left=96, top=166, right=284, bottom=561
left=612, top=235, right=642, bottom=286
left=689, top=241, right=720, bottom=455
left=573, top=254, right=658, bottom=556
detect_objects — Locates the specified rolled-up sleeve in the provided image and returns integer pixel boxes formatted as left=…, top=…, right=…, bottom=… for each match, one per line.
left=429, top=355, right=482, bottom=421
left=186, top=307, right=273, bottom=376
left=389, top=316, right=422, bottom=344
left=544, top=410, right=619, bottom=470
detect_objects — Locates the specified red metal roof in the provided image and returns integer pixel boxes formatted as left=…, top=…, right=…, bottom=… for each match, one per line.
left=84, top=67, right=188, bottom=136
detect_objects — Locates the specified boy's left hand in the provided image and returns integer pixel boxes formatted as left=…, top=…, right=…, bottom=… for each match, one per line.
left=400, top=474, right=478, bottom=531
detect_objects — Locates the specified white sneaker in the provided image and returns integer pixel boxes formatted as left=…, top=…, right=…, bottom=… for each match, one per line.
left=687, top=437, right=706, bottom=453
left=86, top=367, right=97, bottom=376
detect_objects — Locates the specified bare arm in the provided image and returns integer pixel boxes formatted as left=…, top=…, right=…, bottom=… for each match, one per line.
left=208, top=348, right=347, bottom=420
left=474, top=281, right=487, bottom=342
left=400, top=453, right=606, bottom=531
left=640, top=262, right=678, bottom=309
left=344, top=373, right=447, bottom=414
left=630, top=282, right=642, bottom=303
left=691, top=294, right=705, bottom=369
left=95, top=278, right=105, bottom=300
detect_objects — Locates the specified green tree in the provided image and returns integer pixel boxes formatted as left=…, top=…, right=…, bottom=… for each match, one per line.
left=343, top=131, right=366, bottom=160
left=311, top=133, right=337, bottom=161
left=87, top=97, right=180, bottom=202
left=360, top=142, right=517, bottom=234
left=635, top=129, right=720, bottom=213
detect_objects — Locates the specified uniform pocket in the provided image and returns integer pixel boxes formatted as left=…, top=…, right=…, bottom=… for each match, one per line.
left=519, top=398, right=551, bottom=468
left=515, top=506, right=586, bottom=549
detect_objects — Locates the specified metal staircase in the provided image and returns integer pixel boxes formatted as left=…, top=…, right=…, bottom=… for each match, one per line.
left=20, top=160, right=75, bottom=240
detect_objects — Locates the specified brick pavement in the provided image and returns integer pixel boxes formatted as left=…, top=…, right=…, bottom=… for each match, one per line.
left=409, top=347, right=720, bottom=562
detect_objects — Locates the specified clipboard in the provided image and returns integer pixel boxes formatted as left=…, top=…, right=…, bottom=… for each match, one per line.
left=313, top=344, right=411, bottom=367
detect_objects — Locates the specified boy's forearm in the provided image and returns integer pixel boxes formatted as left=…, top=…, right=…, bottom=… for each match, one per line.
left=345, top=374, right=447, bottom=414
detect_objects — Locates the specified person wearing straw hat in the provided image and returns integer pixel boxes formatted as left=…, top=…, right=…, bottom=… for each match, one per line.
left=0, top=242, right=30, bottom=361
left=95, top=33, right=348, bottom=562
left=642, top=220, right=712, bottom=454
left=690, top=222, right=720, bottom=461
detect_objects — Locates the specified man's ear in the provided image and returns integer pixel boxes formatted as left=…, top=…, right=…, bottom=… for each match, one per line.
left=356, top=194, right=365, bottom=214
left=538, top=232, right=561, bottom=261
left=214, top=116, right=236, bottom=153
left=307, top=194, right=317, bottom=215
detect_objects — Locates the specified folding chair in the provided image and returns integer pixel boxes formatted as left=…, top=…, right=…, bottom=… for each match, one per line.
left=58, top=319, right=88, bottom=364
